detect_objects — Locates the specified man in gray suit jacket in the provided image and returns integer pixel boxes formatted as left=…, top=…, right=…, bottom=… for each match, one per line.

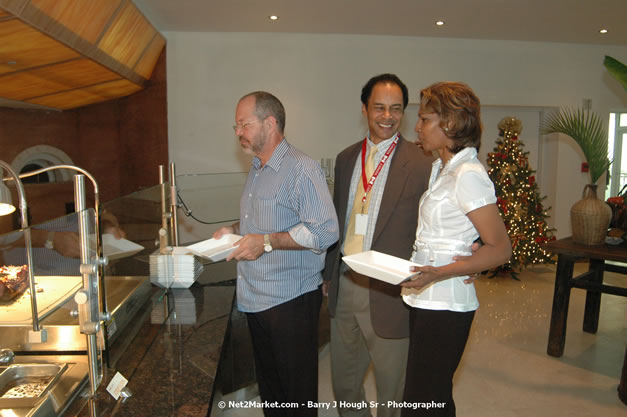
left=323, top=74, right=432, bottom=417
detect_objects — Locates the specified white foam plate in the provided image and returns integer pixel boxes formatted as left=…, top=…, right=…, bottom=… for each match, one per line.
left=102, top=234, right=144, bottom=260
left=185, top=234, right=241, bottom=262
left=342, top=250, right=421, bottom=285
left=170, top=247, right=193, bottom=255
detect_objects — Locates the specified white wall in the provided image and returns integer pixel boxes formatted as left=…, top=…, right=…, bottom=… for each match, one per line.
left=165, top=32, right=627, bottom=238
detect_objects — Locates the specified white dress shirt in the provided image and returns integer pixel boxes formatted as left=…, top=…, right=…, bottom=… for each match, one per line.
left=402, top=147, right=497, bottom=312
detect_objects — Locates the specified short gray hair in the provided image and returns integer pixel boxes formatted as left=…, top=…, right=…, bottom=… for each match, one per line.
left=241, top=91, right=286, bottom=134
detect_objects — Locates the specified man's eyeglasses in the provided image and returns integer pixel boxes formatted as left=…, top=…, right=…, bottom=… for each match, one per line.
left=233, top=119, right=262, bottom=132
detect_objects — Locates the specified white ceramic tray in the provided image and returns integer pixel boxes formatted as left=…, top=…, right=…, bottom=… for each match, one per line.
left=342, top=250, right=421, bottom=285
left=185, top=234, right=241, bottom=262
left=102, top=234, right=144, bottom=260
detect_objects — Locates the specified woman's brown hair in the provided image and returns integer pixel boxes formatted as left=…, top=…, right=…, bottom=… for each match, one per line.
left=419, top=81, right=482, bottom=153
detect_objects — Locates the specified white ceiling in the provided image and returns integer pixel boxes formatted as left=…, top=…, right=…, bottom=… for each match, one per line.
left=133, top=0, right=627, bottom=46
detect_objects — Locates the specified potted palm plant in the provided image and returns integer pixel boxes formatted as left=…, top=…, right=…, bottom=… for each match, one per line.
left=603, top=55, right=627, bottom=92
left=542, top=108, right=611, bottom=245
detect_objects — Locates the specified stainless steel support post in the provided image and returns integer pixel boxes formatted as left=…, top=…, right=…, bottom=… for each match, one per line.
left=87, top=396, right=98, bottom=417
left=94, top=204, right=107, bottom=326
left=169, top=163, right=179, bottom=246
left=159, top=165, right=170, bottom=253
left=74, top=175, right=101, bottom=396
left=159, top=165, right=169, bottom=231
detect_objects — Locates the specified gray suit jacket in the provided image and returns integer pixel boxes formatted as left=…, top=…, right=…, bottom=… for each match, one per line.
left=323, top=136, right=433, bottom=338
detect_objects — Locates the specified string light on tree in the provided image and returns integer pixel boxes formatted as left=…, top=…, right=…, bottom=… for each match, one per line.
left=487, top=117, right=556, bottom=278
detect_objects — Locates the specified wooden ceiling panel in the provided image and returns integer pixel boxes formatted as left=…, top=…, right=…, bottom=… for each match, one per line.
left=0, top=0, right=28, bottom=13
left=98, top=1, right=155, bottom=70
left=27, top=78, right=142, bottom=109
left=28, top=0, right=124, bottom=44
left=0, top=19, right=79, bottom=75
left=133, top=33, right=166, bottom=79
left=0, top=58, right=120, bottom=100
left=0, top=0, right=165, bottom=110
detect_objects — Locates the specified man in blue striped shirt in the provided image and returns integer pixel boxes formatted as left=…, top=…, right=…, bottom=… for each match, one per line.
left=214, top=91, right=339, bottom=416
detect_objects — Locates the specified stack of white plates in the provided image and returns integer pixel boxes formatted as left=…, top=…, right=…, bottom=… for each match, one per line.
left=149, top=250, right=203, bottom=289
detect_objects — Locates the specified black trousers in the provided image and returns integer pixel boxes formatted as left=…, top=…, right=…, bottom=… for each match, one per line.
left=401, top=308, right=475, bottom=417
left=246, top=286, right=322, bottom=417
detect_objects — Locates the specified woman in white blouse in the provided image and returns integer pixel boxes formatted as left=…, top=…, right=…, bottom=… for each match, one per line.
left=399, top=82, right=511, bottom=416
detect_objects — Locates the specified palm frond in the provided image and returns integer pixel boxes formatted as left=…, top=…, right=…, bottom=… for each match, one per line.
left=604, top=55, right=627, bottom=93
left=541, top=108, right=611, bottom=184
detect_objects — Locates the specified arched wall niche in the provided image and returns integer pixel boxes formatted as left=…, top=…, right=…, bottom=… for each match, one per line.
left=10, top=145, right=75, bottom=182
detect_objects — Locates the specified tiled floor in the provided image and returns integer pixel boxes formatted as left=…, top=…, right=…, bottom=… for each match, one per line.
left=224, top=263, right=626, bottom=417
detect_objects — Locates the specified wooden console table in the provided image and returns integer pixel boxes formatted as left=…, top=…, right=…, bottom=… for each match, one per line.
left=545, top=237, right=627, bottom=358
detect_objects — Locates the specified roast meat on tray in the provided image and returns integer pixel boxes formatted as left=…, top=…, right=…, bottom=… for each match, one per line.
left=0, top=265, right=29, bottom=301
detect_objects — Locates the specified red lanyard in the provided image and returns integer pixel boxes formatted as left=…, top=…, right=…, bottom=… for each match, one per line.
left=360, top=133, right=399, bottom=203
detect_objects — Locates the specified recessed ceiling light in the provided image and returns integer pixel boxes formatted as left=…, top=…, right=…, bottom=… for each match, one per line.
left=435, top=21, right=445, bottom=26
left=599, top=29, right=608, bottom=34
left=269, top=15, right=279, bottom=21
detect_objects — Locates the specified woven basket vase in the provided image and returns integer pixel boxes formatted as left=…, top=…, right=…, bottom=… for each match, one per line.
left=571, top=184, right=612, bottom=245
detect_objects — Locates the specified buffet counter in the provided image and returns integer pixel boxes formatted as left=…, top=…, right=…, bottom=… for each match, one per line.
left=0, top=171, right=252, bottom=416
left=66, top=260, right=242, bottom=417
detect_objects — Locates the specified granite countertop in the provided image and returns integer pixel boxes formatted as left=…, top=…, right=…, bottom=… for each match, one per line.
left=68, top=261, right=238, bottom=417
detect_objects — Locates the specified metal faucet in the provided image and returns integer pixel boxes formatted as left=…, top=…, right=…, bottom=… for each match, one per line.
left=0, top=348, right=15, bottom=365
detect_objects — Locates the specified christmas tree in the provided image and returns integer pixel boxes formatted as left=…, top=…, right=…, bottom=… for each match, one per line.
left=486, top=117, right=556, bottom=278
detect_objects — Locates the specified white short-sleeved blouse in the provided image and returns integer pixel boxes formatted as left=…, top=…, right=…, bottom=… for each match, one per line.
left=402, top=147, right=497, bottom=312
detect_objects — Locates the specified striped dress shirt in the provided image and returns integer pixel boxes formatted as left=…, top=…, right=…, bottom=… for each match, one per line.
left=237, top=139, right=339, bottom=313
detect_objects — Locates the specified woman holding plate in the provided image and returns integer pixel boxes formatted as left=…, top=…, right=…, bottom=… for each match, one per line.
left=400, top=81, right=512, bottom=416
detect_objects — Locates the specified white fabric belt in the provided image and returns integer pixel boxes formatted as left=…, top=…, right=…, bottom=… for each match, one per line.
left=411, top=240, right=472, bottom=266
